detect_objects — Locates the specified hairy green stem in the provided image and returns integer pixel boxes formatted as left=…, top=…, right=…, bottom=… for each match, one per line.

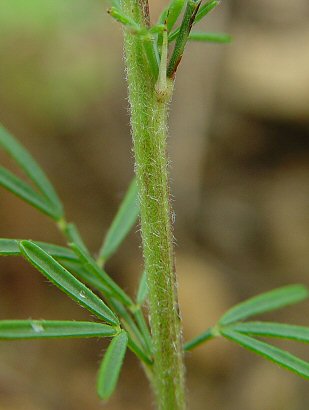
left=121, top=1, right=186, bottom=408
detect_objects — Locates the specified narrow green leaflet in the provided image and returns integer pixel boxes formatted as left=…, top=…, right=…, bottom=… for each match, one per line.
left=61, top=260, right=112, bottom=296
left=134, top=309, right=152, bottom=354
left=61, top=259, right=151, bottom=364
left=0, top=125, right=63, bottom=217
left=149, top=25, right=166, bottom=35
left=221, top=329, right=309, bottom=380
left=168, top=0, right=218, bottom=42
left=158, top=0, right=185, bottom=33
left=166, top=0, right=186, bottom=32
left=97, top=330, right=128, bottom=400
left=195, top=0, right=218, bottom=24
left=188, top=32, right=232, bottom=43
left=62, top=264, right=149, bottom=357
left=108, top=6, right=141, bottom=32
left=233, top=322, right=309, bottom=343
left=0, top=167, right=58, bottom=219
left=36, top=242, right=78, bottom=261
left=108, top=7, right=158, bottom=78
left=0, top=238, right=19, bottom=256
left=19, top=241, right=119, bottom=326
left=136, top=270, right=148, bottom=305
left=71, top=243, right=134, bottom=308
left=0, top=320, right=116, bottom=339
left=108, top=297, right=151, bottom=361
left=157, top=6, right=168, bottom=26
left=127, top=335, right=153, bottom=365
left=98, top=178, right=139, bottom=264
left=167, top=0, right=201, bottom=77
left=219, top=284, right=308, bottom=326
left=142, top=31, right=160, bottom=79
left=0, top=238, right=78, bottom=261
left=62, top=261, right=148, bottom=361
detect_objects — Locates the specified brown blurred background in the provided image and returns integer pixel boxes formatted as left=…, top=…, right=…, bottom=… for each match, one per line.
left=1, top=0, right=309, bottom=409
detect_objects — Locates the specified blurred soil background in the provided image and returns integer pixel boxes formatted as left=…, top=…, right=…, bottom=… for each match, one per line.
left=1, top=0, right=309, bottom=409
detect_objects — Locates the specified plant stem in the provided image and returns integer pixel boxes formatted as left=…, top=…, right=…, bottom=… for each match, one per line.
left=121, top=2, right=186, bottom=409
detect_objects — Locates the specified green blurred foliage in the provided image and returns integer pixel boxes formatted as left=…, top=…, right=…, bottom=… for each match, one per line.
left=0, top=0, right=116, bottom=127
